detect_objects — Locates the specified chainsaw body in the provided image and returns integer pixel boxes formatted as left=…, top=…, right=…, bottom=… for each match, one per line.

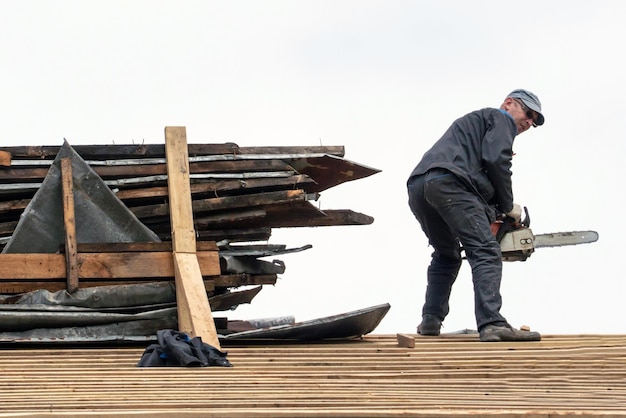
left=499, top=227, right=535, bottom=262
left=492, top=207, right=598, bottom=262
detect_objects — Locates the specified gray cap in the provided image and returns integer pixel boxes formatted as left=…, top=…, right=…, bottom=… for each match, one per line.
left=507, top=89, right=545, bottom=126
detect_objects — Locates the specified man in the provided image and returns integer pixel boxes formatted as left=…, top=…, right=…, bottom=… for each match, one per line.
left=406, top=89, right=544, bottom=342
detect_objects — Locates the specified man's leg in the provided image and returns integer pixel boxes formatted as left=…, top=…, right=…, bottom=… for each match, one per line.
left=408, top=172, right=462, bottom=328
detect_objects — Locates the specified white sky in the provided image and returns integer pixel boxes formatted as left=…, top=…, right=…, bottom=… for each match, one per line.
left=2, top=1, right=624, bottom=335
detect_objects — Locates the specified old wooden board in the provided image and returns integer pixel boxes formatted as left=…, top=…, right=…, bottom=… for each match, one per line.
left=0, top=158, right=296, bottom=182
left=61, top=158, right=79, bottom=293
left=0, top=143, right=345, bottom=160
left=129, top=189, right=309, bottom=219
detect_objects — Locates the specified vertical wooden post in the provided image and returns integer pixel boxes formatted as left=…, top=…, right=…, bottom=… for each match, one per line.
left=61, top=158, right=79, bottom=293
left=165, top=126, right=221, bottom=349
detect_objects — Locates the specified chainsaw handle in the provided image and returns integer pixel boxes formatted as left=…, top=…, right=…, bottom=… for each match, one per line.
left=493, top=206, right=530, bottom=243
left=521, top=206, right=530, bottom=228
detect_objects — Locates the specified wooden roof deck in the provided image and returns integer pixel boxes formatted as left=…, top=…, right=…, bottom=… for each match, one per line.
left=1, top=333, right=625, bottom=417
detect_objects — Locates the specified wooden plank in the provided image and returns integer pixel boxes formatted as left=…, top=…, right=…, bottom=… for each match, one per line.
left=236, top=145, right=345, bottom=157
left=173, top=252, right=220, bottom=345
left=0, top=150, right=10, bottom=166
left=61, top=158, right=79, bottom=293
left=79, top=251, right=220, bottom=278
left=0, top=251, right=219, bottom=279
left=165, top=126, right=220, bottom=349
left=0, top=254, right=66, bottom=279
left=397, top=333, right=416, bottom=348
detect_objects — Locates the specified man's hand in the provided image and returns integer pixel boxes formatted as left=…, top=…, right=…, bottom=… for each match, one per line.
left=506, top=203, right=523, bottom=223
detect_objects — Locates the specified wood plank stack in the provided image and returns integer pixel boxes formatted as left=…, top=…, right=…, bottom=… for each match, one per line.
left=0, top=142, right=379, bottom=302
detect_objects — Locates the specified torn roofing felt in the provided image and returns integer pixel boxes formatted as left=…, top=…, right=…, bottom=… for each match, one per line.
left=2, top=140, right=160, bottom=254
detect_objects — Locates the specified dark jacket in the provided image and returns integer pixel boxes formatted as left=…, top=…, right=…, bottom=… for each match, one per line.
left=408, top=108, right=517, bottom=215
left=137, top=329, right=232, bottom=367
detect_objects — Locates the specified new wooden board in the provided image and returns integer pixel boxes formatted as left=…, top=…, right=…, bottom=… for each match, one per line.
left=165, top=126, right=220, bottom=349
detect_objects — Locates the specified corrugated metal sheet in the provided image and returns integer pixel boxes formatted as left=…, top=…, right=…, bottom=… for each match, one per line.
left=0, top=333, right=625, bottom=417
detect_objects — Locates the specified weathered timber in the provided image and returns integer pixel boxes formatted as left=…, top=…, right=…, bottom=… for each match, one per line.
left=0, top=143, right=239, bottom=160
left=60, top=158, right=79, bottom=293
left=0, top=220, right=17, bottom=235
left=261, top=208, right=375, bottom=228
left=0, top=159, right=296, bottom=182
left=235, top=145, right=344, bottom=157
left=0, top=198, right=30, bottom=214
left=0, top=175, right=315, bottom=223
left=0, top=143, right=344, bottom=160
left=195, top=227, right=272, bottom=243
left=130, top=189, right=310, bottom=219
left=115, top=175, right=315, bottom=200
left=70, top=241, right=218, bottom=253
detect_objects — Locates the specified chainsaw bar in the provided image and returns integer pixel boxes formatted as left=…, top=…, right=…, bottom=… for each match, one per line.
left=533, top=230, right=599, bottom=248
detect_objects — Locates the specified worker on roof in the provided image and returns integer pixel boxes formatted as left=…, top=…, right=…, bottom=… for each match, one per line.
left=406, top=89, right=544, bottom=342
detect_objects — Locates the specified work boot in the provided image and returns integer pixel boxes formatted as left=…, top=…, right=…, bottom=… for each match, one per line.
left=479, top=323, right=541, bottom=342
left=417, top=314, right=442, bottom=336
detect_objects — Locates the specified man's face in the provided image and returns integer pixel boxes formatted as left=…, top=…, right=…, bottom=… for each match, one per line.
left=505, top=98, right=538, bottom=134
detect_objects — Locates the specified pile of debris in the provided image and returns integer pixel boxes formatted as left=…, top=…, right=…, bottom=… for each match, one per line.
left=0, top=138, right=382, bottom=342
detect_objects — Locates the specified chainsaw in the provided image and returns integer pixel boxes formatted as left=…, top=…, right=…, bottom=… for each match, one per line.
left=491, top=207, right=599, bottom=262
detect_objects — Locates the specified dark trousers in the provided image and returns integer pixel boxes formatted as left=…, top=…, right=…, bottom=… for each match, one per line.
left=407, top=169, right=506, bottom=330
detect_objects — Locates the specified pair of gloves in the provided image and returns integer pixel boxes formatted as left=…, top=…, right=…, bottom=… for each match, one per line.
left=506, top=203, right=523, bottom=223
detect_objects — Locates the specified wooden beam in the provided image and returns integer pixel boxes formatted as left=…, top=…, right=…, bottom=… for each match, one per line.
left=61, top=158, right=79, bottom=293
left=0, top=251, right=219, bottom=279
left=165, top=126, right=221, bottom=349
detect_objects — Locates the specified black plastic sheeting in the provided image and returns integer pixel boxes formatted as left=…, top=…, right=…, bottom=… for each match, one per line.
left=0, top=283, right=179, bottom=343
